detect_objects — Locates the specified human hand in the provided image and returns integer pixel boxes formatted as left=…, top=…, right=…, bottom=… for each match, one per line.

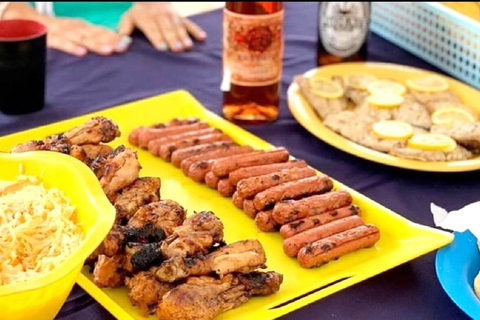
left=42, top=17, right=132, bottom=57
left=2, top=2, right=132, bottom=57
left=118, top=2, right=207, bottom=52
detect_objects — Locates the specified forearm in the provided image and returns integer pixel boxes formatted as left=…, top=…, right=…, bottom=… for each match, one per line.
left=1, top=2, right=47, bottom=22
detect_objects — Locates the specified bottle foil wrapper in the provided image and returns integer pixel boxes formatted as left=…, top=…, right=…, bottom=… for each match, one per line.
left=431, top=201, right=480, bottom=240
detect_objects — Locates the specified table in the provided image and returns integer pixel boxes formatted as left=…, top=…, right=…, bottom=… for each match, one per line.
left=0, top=3, right=474, bottom=320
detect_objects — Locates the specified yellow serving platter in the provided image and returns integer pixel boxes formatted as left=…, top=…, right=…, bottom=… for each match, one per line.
left=0, top=90, right=453, bottom=320
left=287, top=62, right=480, bottom=172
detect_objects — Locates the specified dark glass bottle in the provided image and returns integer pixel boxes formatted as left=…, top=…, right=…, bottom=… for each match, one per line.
left=317, top=2, right=371, bottom=66
left=222, top=2, right=284, bottom=125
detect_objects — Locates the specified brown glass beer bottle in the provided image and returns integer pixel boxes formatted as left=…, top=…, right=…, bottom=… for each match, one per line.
left=221, top=2, right=284, bottom=125
left=317, top=2, right=370, bottom=66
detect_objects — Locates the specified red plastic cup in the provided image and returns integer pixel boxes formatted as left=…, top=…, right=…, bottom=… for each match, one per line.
left=0, top=19, right=47, bottom=115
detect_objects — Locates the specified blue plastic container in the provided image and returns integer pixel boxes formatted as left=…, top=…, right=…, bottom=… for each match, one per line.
left=371, top=2, right=480, bottom=89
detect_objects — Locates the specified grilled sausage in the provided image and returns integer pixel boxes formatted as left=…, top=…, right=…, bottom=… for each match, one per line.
left=236, top=167, right=317, bottom=199
left=137, top=122, right=210, bottom=148
left=148, top=127, right=220, bottom=155
left=188, top=159, right=215, bottom=183
left=283, top=216, right=365, bottom=257
left=211, top=148, right=290, bottom=178
left=253, top=175, right=334, bottom=211
left=279, top=205, right=361, bottom=239
left=170, top=141, right=236, bottom=168
left=255, top=210, right=278, bottom=232
left=205, top=171, right=220, bottom=189
left=129, top=118, right=200, bottom=146
left=228, top=159, right=308, bottom=186
left=180, top=145, right=254, bottom=173
left=272, top=190, right=353, bottom=225
left=243, top=199, right=259, bottom=219
left=297, top=224, right=380, bottom=268
left=232, top=191, right=245, bottom=209
left=217, top=178, right=236, bottom=197
left=158, top=133, right=232, bottom=161
left=188, top=150, right=263, bottom=182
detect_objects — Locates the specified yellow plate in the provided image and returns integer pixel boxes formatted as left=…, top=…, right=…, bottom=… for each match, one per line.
left=0, top=90, right=453, bottom=320
left=287, top=62, right=480, bottom=172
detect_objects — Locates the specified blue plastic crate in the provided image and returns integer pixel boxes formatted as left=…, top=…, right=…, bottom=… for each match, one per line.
left=371, top=2, right=480, bottom=89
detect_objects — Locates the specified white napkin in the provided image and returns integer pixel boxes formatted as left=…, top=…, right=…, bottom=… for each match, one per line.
left=431, top=201, right=480, bottom=240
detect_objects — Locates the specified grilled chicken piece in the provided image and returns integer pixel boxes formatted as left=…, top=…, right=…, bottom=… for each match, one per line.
left=87, top=223, right=167, bottom=265
left=10, top=134, right=88, bottom=162
left=89, top=145, right=141, bottom=201
left=113, top=177, right=162, bottom=224
left=81, top=144, right=114, bottom=165
left=156, top=272, right=283, bottom=320
left=160, top=211, right=224, bottom=259
left=431, top=123, right=480, bottom=152
left=127, top=200, right=186, bottom=236
left=154, top=239, right=266, bottom=283
left=124, top=242, right=164, bottom=273
left=409, top=90, right=462, bottom=113
left=93, top=254, right=126, bottom=288
left=294, top=75, right=348, bottom=120
left=125, top=271, right=175, bottom=316
left=63, top=116, right=120, bottom=145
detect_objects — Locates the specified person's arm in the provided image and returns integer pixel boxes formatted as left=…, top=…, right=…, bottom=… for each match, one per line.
left=1, top=2, right=47, bottom=21
left=1, top=2, right=130, bottom=56
left=118, top=2, right=207, bottom=52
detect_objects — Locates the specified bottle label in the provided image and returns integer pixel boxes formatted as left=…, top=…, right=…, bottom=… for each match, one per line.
left=222, top=9, right=284, bottom=88
left=319, top=2, right=370, bottom=58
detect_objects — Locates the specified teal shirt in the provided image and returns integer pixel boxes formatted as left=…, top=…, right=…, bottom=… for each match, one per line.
left=30, top=2, right=134, bottom=30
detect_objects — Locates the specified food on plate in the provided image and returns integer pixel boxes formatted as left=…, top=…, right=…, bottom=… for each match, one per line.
left=475, top=271, right=480, bottom=301
left=367, top=79, right=407, bottom=96
left=372, top=120, right=414, bottom=140
left=431, top=107, right=476, bottom=127
left=137, top=121, right=210, bottom=149
left=252, top=175, right=334, bottom=211
left=11, top=117, right=283, bottom=319
left=293, top=75, right=348, bottom=119
left=272, top=190, right=352, bottom=225
left=407, top=133, right=457, bottom=152
left=180, top=145, right=254, bottom=173
left=406, top=75, right=449, bottom=93
left=235, top=167, right=317, bottom=199
left=0, top=175, right=83, bottom=286
left=283, top=215, right=365, bottom=258
left=146, top=127, right=221, bottom=155
left=431, top=123, right=480, bottom=152
left=129, top=118, right=381, bottom=270
left=157, top=271, right=283, bottom=320
left=279, top=205, right=361, bottom=239
left=157, top=132, right=233, bottom=161
left=295, top=70, right=480, bottom=162
left=297, top=224, right=380, bottom=268
left=228, top=159, right=309, bottom=185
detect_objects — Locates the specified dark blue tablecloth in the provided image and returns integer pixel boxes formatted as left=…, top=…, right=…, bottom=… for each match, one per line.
left=0, top=3, right=475, bottom=320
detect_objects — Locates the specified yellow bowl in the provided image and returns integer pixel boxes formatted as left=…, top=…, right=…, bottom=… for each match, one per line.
left=0, top=151, right=115, bottom=320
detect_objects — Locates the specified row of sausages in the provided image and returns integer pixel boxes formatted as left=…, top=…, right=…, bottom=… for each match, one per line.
left=128, top=118, right=380, bottom=268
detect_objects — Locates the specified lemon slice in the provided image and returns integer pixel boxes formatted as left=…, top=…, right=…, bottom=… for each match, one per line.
left=344, top=74, right=377, bottom=90
left=407, top=133, right=457, bottom=152
left=367, top=80, right=407, bottom=96
left=372, top=120, right=414, bottom=140
left=367, top=93, right=404, bottom=109
left=309, top=76, right=344, bottom=99
left=406, top=75, right=449, bottom=92
left=431, top=107, right=476, bottom=127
